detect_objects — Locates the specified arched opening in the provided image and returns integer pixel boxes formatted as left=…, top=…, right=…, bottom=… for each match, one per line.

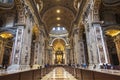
left=52, top=39, right=66, bottom=65
left=105, top=28, right=120, bottom=65
left=50, top=27, right=68, bottom=35
left=0, top=31, right=14, bottom=69
left=30, top=25, right=39, bottom=68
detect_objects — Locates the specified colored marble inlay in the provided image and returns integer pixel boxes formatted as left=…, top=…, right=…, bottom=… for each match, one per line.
left=41, top=67, right=77, bottom=80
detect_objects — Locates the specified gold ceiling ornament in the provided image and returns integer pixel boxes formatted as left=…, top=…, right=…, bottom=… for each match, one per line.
left=0, top=32, right=13, bottom=39
left=32, top=24, right=39, bottom=35
left=105, top=29, right=120, bottom=37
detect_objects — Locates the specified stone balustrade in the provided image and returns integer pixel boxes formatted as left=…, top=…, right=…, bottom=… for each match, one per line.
left=0, top=66, right=54, bottom=80
left=64, top=66, right=120, bottom=80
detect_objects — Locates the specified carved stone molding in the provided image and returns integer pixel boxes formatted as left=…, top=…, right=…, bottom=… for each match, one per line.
left=102, top=0, right=120, bottom=6
left=0, top=0, right=14, bottom=9
left=74, top=0, right=81, bottom=11
left=93, top=0, right=101, bottom=21
left=14, top=0, right=25, bottom=25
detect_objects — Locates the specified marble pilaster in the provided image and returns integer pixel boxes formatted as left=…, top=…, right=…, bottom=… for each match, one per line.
left=8, top=26, right=24, bottom=70
left=84, top=23, right=99, bottom=68
left=7, top=0, right=34, bottom=70
left=93, top=24, right=108, bottom=64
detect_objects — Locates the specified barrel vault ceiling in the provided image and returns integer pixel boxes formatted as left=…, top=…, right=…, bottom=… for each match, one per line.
left=37, top=0, right=79, bottom=33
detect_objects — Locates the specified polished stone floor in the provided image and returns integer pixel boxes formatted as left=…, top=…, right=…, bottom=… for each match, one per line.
left=41, top=67, right=77, bottom=80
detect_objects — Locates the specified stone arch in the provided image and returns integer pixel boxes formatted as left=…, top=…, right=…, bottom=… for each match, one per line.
left=0, top=28, right=15, bottom=68
left=50, top=37, right=68, bottom=46
left=104, top=25, right=120, bottom=65
left=42, top=6, right=75, bottom=32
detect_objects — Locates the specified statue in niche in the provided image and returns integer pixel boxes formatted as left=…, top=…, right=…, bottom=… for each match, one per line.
left=38, top=0, right=43, bottom=12
left=74, top=0, right=80, bottom=11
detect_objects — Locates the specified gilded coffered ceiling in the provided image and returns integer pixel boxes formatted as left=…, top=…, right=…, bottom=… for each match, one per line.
left=37, top=0, right=80, bottom=32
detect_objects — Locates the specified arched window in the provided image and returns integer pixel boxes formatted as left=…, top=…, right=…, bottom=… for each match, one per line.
left=50, top=27, right=68, bottom=35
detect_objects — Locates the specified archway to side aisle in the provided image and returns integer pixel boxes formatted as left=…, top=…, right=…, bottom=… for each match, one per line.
left=52, top=39, right=66, bottom=65
left=104, top=26, right=120, bottom=65
left=0, top=30, right=15, bottom=68
left=30, top=24, right=40, bottom=68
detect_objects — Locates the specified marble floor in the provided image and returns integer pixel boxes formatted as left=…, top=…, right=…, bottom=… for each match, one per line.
left=41, top=67, right=77, bottom=80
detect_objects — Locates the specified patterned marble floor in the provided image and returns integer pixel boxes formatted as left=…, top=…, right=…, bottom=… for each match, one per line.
left=41, top=67, right=77, bottom=80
